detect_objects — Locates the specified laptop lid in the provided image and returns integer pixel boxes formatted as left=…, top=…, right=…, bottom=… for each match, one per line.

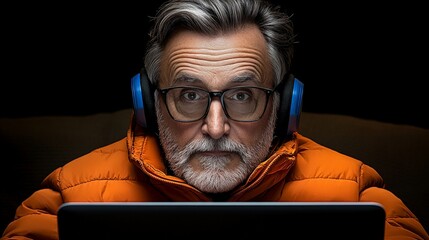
left=57, top=202, right=385, bottom=240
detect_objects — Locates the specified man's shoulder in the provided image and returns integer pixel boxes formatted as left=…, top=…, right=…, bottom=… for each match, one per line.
left=296, top=133, right=362, bottom=163
left=293, top=133, right=369, bottom=180
left=55, top=138, right=137, bottom=188
left=71, top=138, right=128, bottom=163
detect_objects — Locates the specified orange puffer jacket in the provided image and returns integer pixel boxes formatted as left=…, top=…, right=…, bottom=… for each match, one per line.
left=2, top=126, right=428, bottom=239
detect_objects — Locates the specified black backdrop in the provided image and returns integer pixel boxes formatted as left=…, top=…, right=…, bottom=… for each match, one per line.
left=1, top=1, right=428, bottom=129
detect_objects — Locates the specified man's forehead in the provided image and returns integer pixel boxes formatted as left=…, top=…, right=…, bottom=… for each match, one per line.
left=159, top=26, right=273, bottom=88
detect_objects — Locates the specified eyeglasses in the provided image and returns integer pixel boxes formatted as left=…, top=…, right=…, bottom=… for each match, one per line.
left=159, top=86, right=274, bottom=122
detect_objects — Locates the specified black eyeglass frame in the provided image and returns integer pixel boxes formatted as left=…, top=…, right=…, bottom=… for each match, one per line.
left=158, top=86, right=275, bottom=122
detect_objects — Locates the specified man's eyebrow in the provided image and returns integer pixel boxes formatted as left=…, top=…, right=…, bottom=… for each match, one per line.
left=172, top=72, right=259, bottom=84
left=173, top=74, right=201, bottom=84
left=230, top=73, right=259, bottom=83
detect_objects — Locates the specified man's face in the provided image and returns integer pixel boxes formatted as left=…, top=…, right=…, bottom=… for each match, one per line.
left=156, top=24, right=277, bottom=194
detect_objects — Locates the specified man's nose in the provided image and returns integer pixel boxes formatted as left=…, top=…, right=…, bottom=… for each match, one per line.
left=201, top=99, right=230, bottom=139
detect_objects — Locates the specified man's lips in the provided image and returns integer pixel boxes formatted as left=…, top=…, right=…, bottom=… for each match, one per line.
left=197, top=151, right=232, bottom=157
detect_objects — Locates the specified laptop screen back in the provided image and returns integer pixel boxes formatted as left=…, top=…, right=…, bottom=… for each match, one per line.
left=57, top=202, right=385, bottom=240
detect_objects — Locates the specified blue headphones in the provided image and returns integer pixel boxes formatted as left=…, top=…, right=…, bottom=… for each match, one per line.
left=131, top=68, right=304, bottom=141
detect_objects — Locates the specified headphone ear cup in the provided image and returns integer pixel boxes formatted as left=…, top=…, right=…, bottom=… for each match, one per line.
left=275, top=74, right=304, bottom=141
left=130, top=68, right=158, bottom=134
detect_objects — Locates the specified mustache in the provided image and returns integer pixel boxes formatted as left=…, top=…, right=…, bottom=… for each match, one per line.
left=181, top=136, right=252, bottom=160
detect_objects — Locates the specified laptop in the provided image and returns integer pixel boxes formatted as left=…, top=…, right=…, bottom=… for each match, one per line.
left=57, top=202, right=385, bottom=240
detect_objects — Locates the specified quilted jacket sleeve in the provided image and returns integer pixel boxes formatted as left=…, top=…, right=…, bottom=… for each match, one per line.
left=360, top=165, right=429, bottom=240
left=1, top=168, right=63, bottom=240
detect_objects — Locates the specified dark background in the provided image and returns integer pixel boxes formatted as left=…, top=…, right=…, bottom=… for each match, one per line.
left=1, top=1, right=428, bottom=128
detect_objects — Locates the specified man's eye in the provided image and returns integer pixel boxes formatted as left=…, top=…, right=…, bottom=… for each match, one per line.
left=226, top=89, right=252, bottom=102
left=182, top=91, right=200, bottom=101
left=231, top=92, right=250, bottom=101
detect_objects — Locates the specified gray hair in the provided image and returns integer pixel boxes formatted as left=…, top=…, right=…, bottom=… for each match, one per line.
left=144, top=0, right=296, bottom=86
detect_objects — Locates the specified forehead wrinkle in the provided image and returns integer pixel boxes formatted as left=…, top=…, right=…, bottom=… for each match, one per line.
left=167, top=47, right=267, bottom=67
left=230, top=64, right=265, bottom=82
left=169, top=58, right=265, bottom=74
left=167, top=58, right=266, bottom=86
left=165, top=66, right=203, bottom=85
left=165, top=49, right=267, bottom=82
left=169, top=47, right=265, bottom=57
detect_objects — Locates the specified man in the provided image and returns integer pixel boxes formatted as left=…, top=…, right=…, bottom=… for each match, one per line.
left=2, top=0, right=428, bottom=239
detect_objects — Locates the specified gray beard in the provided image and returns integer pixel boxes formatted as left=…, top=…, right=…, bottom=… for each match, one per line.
left=156, top=95, right=278, bottom=194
